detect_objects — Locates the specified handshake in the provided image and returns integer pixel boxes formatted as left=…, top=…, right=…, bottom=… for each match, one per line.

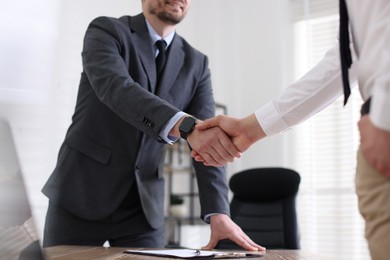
left=182, top=114, right=266, bottom=167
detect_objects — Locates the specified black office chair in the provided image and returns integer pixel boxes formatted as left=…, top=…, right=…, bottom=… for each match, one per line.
left=217, top=167, right=301, bottom=249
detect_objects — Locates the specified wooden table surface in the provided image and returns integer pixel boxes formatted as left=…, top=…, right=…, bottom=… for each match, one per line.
left=44, top=245, right=328, bottom=260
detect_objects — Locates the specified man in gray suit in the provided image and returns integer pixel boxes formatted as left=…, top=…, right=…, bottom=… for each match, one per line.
left=42, top=0, right=264, bottom=251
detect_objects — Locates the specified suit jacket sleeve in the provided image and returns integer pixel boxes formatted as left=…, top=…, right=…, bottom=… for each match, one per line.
left=82, top=16, right=180, bottom=140
left=183, top=54, right=230, bottom=220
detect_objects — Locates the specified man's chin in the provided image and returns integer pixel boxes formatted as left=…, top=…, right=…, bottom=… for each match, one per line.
left=158, top=12, right=184, bottom=25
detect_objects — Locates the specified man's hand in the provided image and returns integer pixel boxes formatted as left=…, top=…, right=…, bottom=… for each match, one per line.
left=358, top=115, right=390, bottom=178
left=170, top=116, right=241, bottom=167
left=187, top=126, right=241, bottom=167
left=202, top=214, right=266, bottom=252
left=192, top=114, right=266, bottom=165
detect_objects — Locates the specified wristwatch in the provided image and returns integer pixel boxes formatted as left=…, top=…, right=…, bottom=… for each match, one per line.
left=179, top=116, right=197, bottom=140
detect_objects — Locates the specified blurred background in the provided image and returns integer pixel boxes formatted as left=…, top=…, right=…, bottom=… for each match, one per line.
left=0, top=0, right=368, bottom=259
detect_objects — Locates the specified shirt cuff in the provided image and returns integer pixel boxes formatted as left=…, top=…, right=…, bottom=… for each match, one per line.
left=255, top=101, right=290, bottom=137
left=204, top=213, right=227, bottom=223
left=159, top=111, right=187, bottom=144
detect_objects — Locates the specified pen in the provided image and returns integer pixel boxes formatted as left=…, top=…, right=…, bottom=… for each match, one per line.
left=213, top=252, right=247, bottom=258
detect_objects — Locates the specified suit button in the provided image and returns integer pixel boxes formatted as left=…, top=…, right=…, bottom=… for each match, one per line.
left=157, top=137, right=167, bottom=144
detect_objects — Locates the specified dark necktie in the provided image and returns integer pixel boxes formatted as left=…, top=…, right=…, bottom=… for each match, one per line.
left=155, top=40, right=167, bottom=87
left=339, top=0, right=352, bottom=105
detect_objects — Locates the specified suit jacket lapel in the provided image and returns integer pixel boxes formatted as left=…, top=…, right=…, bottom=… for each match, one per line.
left=129, top=14, right=157, bottom=92
left=128, top=14, right=185, bottom=97
left=156, top=35, right=184, bottom=98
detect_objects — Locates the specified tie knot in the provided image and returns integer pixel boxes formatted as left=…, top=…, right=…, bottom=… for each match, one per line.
left=155, top=40, right=167, bottom=53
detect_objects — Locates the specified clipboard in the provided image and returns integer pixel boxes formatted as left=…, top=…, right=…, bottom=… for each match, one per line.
left=124, top=249, right=264, bottom=258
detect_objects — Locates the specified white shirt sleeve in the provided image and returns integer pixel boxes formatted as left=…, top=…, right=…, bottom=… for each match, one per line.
left=255, top=43, right=355, bottom=136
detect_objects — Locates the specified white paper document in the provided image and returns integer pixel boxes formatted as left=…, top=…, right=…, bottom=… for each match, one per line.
left=124, top=249, right=264, bottom=258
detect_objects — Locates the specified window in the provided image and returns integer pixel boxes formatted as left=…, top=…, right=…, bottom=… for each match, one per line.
left=290, top=0, right=370, bottom=259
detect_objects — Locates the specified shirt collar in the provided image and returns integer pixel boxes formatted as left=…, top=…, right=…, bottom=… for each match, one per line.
left=145, top=20, right=175, bottom=48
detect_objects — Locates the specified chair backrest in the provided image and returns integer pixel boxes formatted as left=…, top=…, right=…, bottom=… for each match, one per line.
left=217, top=167, right=301, bottom=249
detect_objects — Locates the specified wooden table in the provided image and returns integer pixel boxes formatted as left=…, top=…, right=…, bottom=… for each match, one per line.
left=44, top=245, right=328, bottom=260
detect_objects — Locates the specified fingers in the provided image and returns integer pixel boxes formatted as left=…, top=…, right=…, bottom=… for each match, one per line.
left=221, top=225, right=264, bottom=251
left=206, top=214, right=266, bottom=252
left=194, top=141, right=227, bottom=167
left=358, top=116, right=390, bottom=178
left=191, top=150, right=216, bottom=166
left=203, top=234, right=266, bottom=252
left=188, top=127, right=240, bottom=166
left=195, top=150, right=223, bottom=167
left=190, top=150, right=204, bottom=162
left=192, top=133, right=241, bottom=166
left=211, top=133, right=241, bottom=162
left=217, top=130, right=243, bottom=156
left=230, top=232, right=266, bottom=252
left=201, top=239, right=218, bottom=251
left=190, top=150, right=200, bottom=159
left=193, top=115, right=245, bottom=166
left=364, top=153, right=390, bottom=178
left=383, top=168, right=390, bottom=178
left=196, top=115, right=224, bottom=131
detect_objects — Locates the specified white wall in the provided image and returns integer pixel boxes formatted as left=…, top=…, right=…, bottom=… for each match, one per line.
left=0, top=0, right=293, bottom=240
left=179, top=1, right=294, bottom=174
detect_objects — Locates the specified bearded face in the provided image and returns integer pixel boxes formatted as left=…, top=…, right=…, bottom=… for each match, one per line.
left=146, top=0, right=190, bottom=25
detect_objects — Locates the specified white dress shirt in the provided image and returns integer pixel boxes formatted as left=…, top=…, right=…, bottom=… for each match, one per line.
left=347, top=0, right=390, bottom=131
left=256, top=0, right=390, bottom=135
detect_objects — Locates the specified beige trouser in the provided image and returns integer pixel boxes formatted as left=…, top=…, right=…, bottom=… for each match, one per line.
left=356, top=148, right=390, bottom=260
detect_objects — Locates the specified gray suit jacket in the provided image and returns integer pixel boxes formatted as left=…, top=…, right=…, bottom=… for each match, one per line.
left=42, top=14, right=230, bottom=229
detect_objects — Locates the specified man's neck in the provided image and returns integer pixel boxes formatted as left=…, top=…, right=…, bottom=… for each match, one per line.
left=144, top=14, right=175, bottom=38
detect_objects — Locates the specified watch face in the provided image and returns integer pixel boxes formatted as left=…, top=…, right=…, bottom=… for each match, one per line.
left=179, top=117, right=196, bottom=140
left=180, top=117, right=196, bottom=132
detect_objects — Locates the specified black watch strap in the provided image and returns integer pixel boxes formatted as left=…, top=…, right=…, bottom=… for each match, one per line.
left=179, top=117, right=196, bottom=140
